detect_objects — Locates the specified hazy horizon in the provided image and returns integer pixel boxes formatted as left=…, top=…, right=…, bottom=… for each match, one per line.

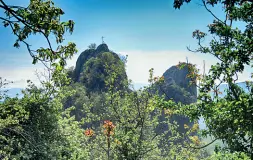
left=0, top=0, right=252, bottom=89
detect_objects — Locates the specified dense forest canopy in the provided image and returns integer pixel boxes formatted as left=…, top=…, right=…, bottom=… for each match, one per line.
left=0, top=0, right=252, bottom=159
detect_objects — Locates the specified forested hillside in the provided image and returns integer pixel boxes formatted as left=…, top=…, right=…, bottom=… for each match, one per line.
left=0, top=0, right=252, bottom=159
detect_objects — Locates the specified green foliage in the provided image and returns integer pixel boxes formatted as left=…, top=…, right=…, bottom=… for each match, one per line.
left=3, top=0, right=252, bottom=159
left=205, top=151, right=250, bottom=160
left=0, top=0, right=77, bottom=74
left=73, top=44, right=111, bottom=82
left=81, top=52, right=128, bottom=93
left=88, top=43, right=97, bottom=50
left=0, top=80, right=92, bottom=159
left=173, top=0, right=191, bottom=9
left=174, top=0, right=253, bottom=158
left=0, top=0, right=81, bottom=159
left=66, top=66, right=75, bottom=79
left=77, top=68, right=206, bottom=160
left=61, top=82, right=107, bottom=125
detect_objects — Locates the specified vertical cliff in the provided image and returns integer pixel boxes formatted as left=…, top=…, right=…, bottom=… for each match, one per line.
left=155, top=63, right=198, bottom=142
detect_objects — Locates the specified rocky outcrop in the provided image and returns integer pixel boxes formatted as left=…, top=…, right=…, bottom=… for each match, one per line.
left=155, top=63, right=198, bottom=142
left=160, top=64, right=197, bottom=104
left=73, top=44, right=128, bottom=93
left=73, top=44, right=110, bottom=81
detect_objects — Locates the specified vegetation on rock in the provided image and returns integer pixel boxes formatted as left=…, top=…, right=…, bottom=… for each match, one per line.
left=0, top=0, right=252, bottom=159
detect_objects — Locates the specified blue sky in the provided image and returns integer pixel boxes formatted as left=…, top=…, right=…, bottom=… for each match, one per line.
left=0, top=0, right=252, bottom=89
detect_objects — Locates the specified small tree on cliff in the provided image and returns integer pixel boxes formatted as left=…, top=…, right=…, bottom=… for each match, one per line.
left=88, top=43, right=97, bottom=50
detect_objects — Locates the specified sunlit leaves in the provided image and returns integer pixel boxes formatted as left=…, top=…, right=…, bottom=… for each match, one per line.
left=173, top=0, right=253, bottom=157
left=177, top=62, right=200, bottom=86
left=0, top=1, right=81, bottom=158
left=0, top=0, right=77, bottom=71
left=78, top=66, right=204, bottom=159
left=189, top=136, right=200, bottom=145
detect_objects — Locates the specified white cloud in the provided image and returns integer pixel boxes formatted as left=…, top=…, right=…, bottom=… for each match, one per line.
left=1, top=50, right=252, bottom=89
left=118, top=50, right=212, bottom=84
left=0, top=66, right=44, bottom=89
left=118, top=50, right=252, bottom=84
left=0, top=54, right=80, bottom=89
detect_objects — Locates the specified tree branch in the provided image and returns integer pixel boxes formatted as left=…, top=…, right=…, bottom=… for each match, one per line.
left=0, top=0, right=55, bottom=53
left=184, top=138, right=218, bottom=149
left=202, top=0, right=226, bottom=25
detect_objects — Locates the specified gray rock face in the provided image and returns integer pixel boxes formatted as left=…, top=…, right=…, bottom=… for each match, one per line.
left=163, top=65, right=197, bottom=101
left=155, top=64, right=198, bottom=142
left=73, top=44, right=111, bottom=81
left=72, top=43, right=128, bottom=93
left=161, top=64, right=197, bottom=104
